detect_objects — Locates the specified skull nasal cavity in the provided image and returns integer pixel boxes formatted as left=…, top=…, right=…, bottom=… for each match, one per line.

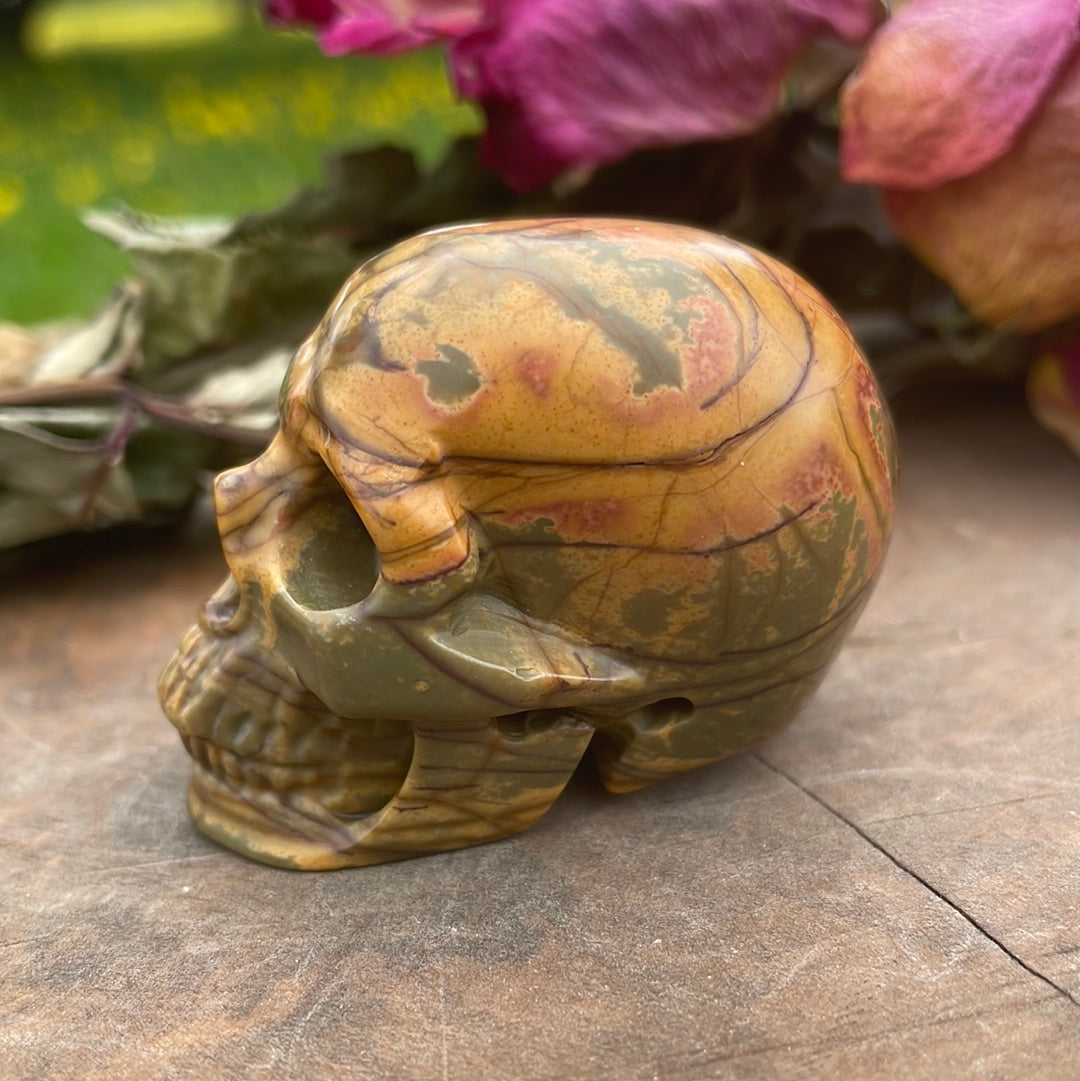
left=199, top=579, right=243, bottom=635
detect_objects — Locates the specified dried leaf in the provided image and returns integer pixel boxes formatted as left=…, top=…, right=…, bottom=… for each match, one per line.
left=183, top=347, right=293, bottom=434
left=0, top=405, right=141, bottom=547
left=0, top=144, right=461, bottom=549
left=0, top=324, right=49, bottom=389
left=29, top=285, right=144, bottom=386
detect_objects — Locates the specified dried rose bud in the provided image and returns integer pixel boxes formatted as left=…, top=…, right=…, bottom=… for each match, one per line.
left=841, top=0, right=1080, bottom=332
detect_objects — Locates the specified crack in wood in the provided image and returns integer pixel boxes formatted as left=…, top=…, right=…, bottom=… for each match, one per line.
left=861, top=791, right=1059, bottom=827
left=755, top=753, right=1080, bottom=1010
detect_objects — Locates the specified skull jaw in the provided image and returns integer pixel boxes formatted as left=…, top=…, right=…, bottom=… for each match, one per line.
left=159, top=576, right=609, bottom=870
left=185, top=763, right=362, bottom=871
left=184, top=712, right=598, bottom=871
left=159, top=580, right=410, bottom=869
left=175, top=668, right=827, bottom=871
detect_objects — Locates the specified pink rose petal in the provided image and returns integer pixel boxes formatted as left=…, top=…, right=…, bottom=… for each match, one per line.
left=451, top=0, right=878, bottom=190
left=266, top=0, right=338, bottom=24
left=322, top=0, right=486, bottom=54
left=883, top=53, right=1080, bottom=331
left=841, top=0, right=1080, bottom=189
left=268, top=0, right=487, bottom=56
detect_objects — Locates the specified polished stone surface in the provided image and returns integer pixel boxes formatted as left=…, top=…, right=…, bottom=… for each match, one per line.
left=2, top=384, right=1078, bottom=1079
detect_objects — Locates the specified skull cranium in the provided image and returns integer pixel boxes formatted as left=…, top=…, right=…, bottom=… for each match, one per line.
left=160, top=218, right=896, bottom=870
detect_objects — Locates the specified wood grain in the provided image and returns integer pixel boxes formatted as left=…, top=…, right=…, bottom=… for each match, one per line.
left=2, top=385, right=1077, bottom=1079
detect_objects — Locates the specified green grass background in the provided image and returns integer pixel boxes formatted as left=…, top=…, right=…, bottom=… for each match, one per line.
left=0, top=0, right=478, bottom=324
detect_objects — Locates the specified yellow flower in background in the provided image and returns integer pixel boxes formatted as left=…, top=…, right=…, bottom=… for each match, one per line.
left=290, top=75, right=337, bottom=137
left=349, top=63, right=427, bottom=132
left=112, top=130, right=160, bottom=187
left=199, top=91, right=257, bottom=140
left=350, top=81, right=400, bottom=132
left=57, top=90, right=108, bottom=136
left=165, top=74, right=257, bottom=143
left=0, top=176, right=26, bottom=221
left=55, top=162, right=105, bottom=207
left=164, top=73, right=206, bottom=143
left=1, top=0, right=478, bottom=324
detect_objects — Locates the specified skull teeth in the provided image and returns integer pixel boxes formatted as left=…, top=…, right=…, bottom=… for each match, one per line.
left=183, top=734, right=325, bottom=792
left=164, top=620, right=413, bottom=817
left=166, top=629, right=346, bottom=787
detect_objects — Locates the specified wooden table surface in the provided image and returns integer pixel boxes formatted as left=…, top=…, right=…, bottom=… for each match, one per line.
left=3, top=385, right=1078, bottom=1080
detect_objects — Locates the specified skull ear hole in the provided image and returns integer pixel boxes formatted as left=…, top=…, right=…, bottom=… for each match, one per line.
left=637, top=697, right=695, bottom=731
left=495, top=710, right=564, bottom=742
left=495, top=710, right=590, bottom=742
left=284, top=480, right=380, bottom=611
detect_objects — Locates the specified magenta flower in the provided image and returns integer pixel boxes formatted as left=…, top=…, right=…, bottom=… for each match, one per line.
left=451, top=0, right=878, bottom=190
left=268, top=0, right=878, bottom=189
left=266, top=0, right=487, bottom=56
left=841, top=0, right=1080, bottom=331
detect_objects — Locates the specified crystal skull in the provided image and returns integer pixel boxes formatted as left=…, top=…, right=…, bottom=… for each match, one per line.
left=159, top=218, right=897, bottom=870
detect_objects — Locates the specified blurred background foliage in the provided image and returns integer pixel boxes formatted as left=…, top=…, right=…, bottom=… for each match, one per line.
left=1, top=0, right=1072, bottom=550
left=0, top=0, right=479, bottom=324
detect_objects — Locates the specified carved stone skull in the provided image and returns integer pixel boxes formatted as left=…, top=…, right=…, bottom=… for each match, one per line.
left=160, top=218, right=896, bottom=870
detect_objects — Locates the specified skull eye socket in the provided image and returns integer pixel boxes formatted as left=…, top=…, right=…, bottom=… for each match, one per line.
left=284, top=480, right=380, bottom=612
